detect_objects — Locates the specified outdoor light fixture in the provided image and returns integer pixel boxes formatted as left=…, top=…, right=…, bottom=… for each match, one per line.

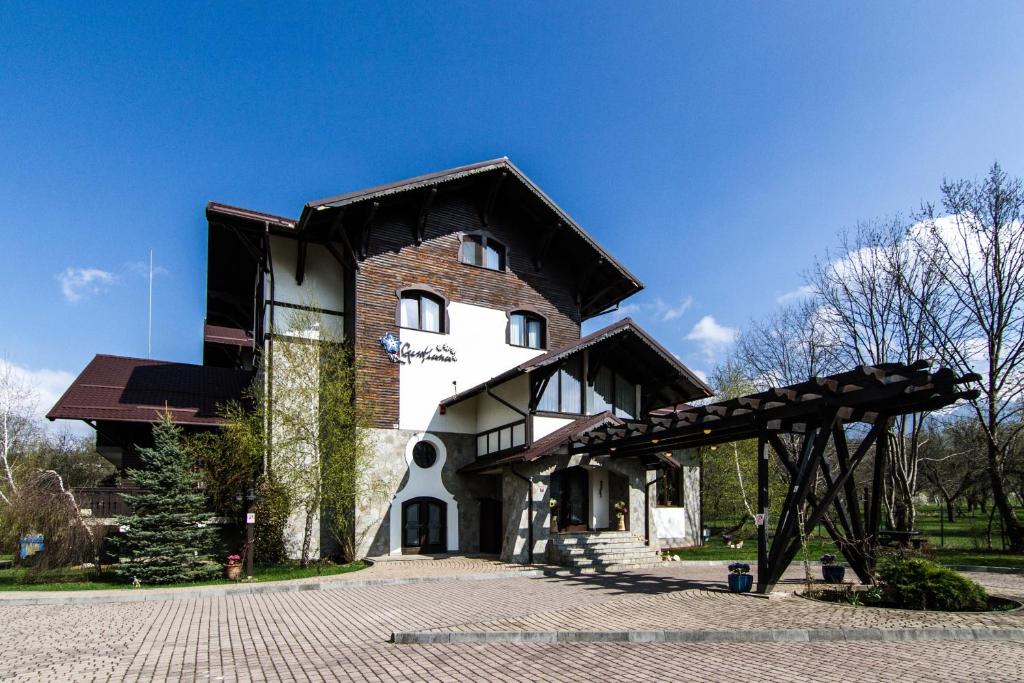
left=651, top=438, right=659, bottom=444
left=664, top=452, right=672, bottom=458
left=703, top=428, right=712, bottom=435
left=710, top=445, right=718, bottom=451
left=610, top=447, right=616, bottom=452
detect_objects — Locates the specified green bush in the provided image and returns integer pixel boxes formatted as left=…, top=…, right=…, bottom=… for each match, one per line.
left=875, top=555, right=988, bottom=611
left=253, top=478, right=291, bottom=566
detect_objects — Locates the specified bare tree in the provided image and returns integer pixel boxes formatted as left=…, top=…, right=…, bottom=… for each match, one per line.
left=918, top=419, right=985, bottom=523
left=911, top=163, right=1024, bottom=549
left=734, top=298, right=840, bottom=389
left=810, top=220, right=943, bottom=530
left=0, top=358, right=39, bottom=506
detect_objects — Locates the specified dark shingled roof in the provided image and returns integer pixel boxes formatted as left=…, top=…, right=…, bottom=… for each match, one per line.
left=204, top=322, right=255, bottom=348
left=47, top=354, right=252, bottom=426
left=459, top=412, right=623, bottom=474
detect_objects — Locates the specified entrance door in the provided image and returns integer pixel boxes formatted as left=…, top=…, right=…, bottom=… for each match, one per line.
left=479, top=498, right=502, bottom=554
left=559, top=467, right=589, bottom=532
left=402, top=498, right=446, bottom=553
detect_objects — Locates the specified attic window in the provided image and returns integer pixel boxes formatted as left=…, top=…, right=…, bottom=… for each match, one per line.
left=460, top=233, right=506, bottom=271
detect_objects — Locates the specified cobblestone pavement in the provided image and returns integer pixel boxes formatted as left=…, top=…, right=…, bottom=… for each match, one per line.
left=2, top=563, right=1023, bottom=682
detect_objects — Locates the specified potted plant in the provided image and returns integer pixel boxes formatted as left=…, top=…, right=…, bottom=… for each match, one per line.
left=613, top=500, right=627, bottom=530
left=225, top=554, right=243, bottom=580
left=820, top=554, right=845, bottom=583
left=549, top=498, right=558, bottom=531
left=727, top=562, right=753, bottom=593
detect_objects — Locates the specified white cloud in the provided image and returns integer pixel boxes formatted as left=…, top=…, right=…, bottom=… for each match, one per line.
left=691, top=368, right=709, bottom=385
left=656, top=296, right=694, bottom=322
left=685, top=315, right=738, bottom=358
left=776, top=285, right=815, bottom=305
left=0, top=359, right=88, bottom=434
left=126, top=260, right=170, bottom=278
left=56, top=267, right=116, bottom=302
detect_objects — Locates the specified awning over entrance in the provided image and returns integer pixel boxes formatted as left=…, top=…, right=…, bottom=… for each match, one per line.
left=569, top=361, right=979, bottom=594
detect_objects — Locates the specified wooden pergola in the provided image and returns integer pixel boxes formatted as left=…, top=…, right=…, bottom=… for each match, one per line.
left=570, top=361, right=979, bottom=593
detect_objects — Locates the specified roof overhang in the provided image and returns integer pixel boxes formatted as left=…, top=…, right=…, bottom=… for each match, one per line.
left=440, top=317, right=712, bottom=410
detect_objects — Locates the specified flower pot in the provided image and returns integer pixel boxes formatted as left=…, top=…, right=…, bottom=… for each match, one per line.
left=822, top=565, right=845, bottom=583
left=616, top=514, right=626, bottom=531
left=225, top=563, right=242, bottom=580
left=728, top=573, right=753, bottom=593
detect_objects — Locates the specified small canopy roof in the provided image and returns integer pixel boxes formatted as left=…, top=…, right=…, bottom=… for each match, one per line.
left=440, top=317, right=712, bottom=412
left=460, top=412, right=624, bottom=474
left=47, top=354, right=252, bottom=427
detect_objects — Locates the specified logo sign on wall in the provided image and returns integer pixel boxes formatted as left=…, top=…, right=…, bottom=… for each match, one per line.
left=379, top=332, right=457, bottom=365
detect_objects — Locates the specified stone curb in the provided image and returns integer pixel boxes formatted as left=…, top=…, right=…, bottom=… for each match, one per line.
left=0, top=569, right=547, bottom=607
left=391, top=627, right=1024, bottom=645
left=669, top=560, right=1024, bottom=575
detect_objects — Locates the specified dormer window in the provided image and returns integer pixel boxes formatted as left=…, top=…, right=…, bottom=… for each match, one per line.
left=508, top=310, right=546, bottom=350
left=398, top=288, right=447, bottom=334
left=460, top=233, right=506, bottom=271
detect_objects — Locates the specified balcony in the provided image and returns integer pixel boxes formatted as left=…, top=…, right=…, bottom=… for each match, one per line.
left=476, top=419, right=527, bottom=457
left=73, top=486, right=139, bottom=519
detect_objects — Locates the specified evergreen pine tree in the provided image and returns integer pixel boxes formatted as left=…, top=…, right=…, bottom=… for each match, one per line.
left=113, top=418, right=218, bottom=584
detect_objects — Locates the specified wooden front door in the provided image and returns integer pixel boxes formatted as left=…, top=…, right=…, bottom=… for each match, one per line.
left=559, top=467, right=589, bottom=532
left=402, top=498, right=446, bottom=553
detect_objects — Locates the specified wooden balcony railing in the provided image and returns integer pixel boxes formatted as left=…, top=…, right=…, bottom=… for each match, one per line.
left=72, top=486, right=140, bottom=519
left=476, top=419, right=527, bottom=457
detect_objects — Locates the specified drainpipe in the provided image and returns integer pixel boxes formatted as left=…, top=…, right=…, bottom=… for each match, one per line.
left=510, top=464, right=534, bottom=564
left=485, top=383, right=531, bottom=444
left=263, top=224, right=276, bottom=475
left=644, top=470, right=663, bottom=545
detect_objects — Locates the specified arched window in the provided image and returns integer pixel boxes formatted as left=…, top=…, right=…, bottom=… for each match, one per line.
left=460, top=233, right=506, bottom=271
left=397, top=288, right=447, bottom=333
left=508, top=310, right=546, bottom=350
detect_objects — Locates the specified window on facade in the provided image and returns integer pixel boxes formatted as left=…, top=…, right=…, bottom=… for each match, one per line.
left=589, top=366, right=638, bottom=419
left=460, top=234, right=506, bottom=271
left=509, top=311, right=545, bottom=349
left=399, top=290, right=445, bottom=333
left=412, top=441, right=438, bottom=468
left=537, top=357, right=583, bottom=414
left=656, top=469, right=684, bottom=507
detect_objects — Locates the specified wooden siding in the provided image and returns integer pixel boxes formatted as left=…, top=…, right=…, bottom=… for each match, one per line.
left=354, top=194, right=582, bottom=428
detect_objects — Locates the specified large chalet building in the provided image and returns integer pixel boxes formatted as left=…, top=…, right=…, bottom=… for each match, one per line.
left=49, top=159, right=709, bottom=567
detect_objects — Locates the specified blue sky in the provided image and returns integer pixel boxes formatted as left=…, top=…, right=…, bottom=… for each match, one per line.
left=2, top=2, right=1023, bottom=417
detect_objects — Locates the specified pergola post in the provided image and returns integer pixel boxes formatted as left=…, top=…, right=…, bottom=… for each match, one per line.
left=756, top=434, right=770, bottom=594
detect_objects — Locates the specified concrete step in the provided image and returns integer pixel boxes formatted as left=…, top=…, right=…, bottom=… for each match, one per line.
left=548, top=540, right=643, bottom=548
left=553, top=531, right=636, bottom=540
left=558, top=547, right=661, bottom=560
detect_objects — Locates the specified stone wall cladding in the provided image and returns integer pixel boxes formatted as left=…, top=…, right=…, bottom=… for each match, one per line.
left=498, top=453, right=655, bottom=564
left=356, top=428, right=500, bottom=558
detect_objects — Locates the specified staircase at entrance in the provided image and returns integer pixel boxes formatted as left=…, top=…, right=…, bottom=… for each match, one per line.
left=547, top=531, right=662, bottom=571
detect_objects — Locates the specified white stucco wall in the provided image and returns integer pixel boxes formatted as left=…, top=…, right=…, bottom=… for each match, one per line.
left=532, top=415, right=575, bottom=441
left=265, top=235, right=345, bottom=338
left=388, top=432, right=459, bottom=555
left=589, top=468, right=609, bottom=529
left=399, top=301, right=542, bottom=433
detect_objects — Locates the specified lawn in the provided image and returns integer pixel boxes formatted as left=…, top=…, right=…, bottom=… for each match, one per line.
left=0, top=560, right=367, bottom=592
left=674, top=503, right=1024, bottom=568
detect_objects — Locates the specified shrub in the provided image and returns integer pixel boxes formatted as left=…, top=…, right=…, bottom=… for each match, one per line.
left=875, top=555, right=988, bottom=611
left=253, top=477, right=291, bottom=566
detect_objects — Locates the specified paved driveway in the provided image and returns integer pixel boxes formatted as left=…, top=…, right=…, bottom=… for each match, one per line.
left=2, top=562, right=1023, bottom=682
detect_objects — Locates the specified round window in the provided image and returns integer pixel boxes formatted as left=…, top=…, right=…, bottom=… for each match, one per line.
left=412, top=441, right=438, bottom=469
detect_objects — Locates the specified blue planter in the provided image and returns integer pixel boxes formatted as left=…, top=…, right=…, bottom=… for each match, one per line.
left=728, top=573, right=753, bottom=593
left=822, top=565, right=846, bottom=583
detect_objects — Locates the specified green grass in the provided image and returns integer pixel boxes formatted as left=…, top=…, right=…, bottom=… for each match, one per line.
left=677, top=503, right=1024, bottom=568
left=0, top=560, right=367, bottom=592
